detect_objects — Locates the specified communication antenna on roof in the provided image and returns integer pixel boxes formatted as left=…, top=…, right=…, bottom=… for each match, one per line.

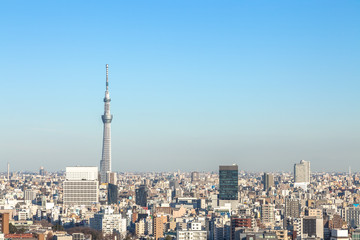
left=106, top=64, right=109, bottom=91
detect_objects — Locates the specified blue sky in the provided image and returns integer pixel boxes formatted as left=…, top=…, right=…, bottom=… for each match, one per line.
left=0, top=1, right=359, bottom=172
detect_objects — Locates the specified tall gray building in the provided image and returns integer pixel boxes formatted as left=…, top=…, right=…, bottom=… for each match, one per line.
left=283, top=198, right=301, bottom=229
left=263, top=173, right=274, bottom=191
left=100, top=64, right=113, bottom=183
left=294, top=160, right=310, bottom=183
left=285, top=198, right=301, bottom=218
left=191, top=172, right=200, bottom=183
left=24, top=189, right=37, bottom=202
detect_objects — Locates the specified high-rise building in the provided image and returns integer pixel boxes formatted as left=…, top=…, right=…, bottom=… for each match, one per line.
left=108, top=172, right=117, bottom=185
left=352, top=229, right=360, bottom=240
left=284, top=198, right=301, bottom=229
left=135, top=219, right=146, bottom=237
left=330, top=229, right=349, bottom=240
left=39, top=166, right=45, bottom=176
left=7, top=163, right=9, bottom=181
left=99, top=183, right=118, bottom=205
left=191, top=172, right=200, bottom=183
left=90, top=208, right=126, bottom=235
left=136, top=185, right=148, bottom=207
left=153, top=215, right=166, bottom=240
left=261, top=204, right=275, bottom=225
left=100, top=64, right=113, bottom=183
left=0, top=213, right=9, bottom=234
left=24, top=189, right=37, bottom=202
left=145, top=217, right=153, bottom=236
left=263, top=173, right=274, bottom=191
left=285, top=198, right=301, bottom=218
left=294, top=160, right=310, bottom=183
left=219, top=165, right=238, bottom=200
left=63, top=167, right=99, bottom=206
left=177, top=222, right=207, bottom=240
left=346, top=206, right=360, bottom=228
left=107, top=183, right=118, bottom=204
left=302, top=216, right=323, bottom=239
left=230, top=216, right=255, bottom=240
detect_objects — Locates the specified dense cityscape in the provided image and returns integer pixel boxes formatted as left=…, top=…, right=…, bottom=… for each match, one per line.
left=0, top=65, right=359, bottom=240
left=1, top=161, right=359, bottom=240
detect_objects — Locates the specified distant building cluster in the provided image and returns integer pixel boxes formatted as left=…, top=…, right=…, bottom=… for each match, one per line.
left=1, top=160, right=360, bottom=240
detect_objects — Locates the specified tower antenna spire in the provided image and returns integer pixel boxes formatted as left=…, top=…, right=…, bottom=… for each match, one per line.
left=106, top=64, right=109, bottom=90
left=100, top=64, right=113, bottom=183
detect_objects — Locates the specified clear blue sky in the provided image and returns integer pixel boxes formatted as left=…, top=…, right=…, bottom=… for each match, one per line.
left=0, top=1, right=359, bottom=173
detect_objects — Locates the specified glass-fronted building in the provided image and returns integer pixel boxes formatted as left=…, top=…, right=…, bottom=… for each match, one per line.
left=219, top=165, right=238, bottom=200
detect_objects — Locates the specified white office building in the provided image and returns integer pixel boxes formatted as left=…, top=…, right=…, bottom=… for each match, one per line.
left=18, top=209, right=29, bottom=221
left=330, top=229, right=349, bottom=240
left=177, top=222, right=207, bottom=240
left=294, top=160, right=310, bottom=189
left=63, top=166, right=99, bottom=206
left=90, top=208, right=127, bottom=235
left=24, top=189, right=37, bottom=202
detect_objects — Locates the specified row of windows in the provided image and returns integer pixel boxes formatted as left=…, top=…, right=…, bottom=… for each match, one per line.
left=64, top=182, right=97, bottom=186
left=64, top=187, right=97, bottom=189
left=64, top=195, right=95, bottom=198
left=65, top=189, right=97, bottom=192
left=64, top=190, right=98, bottom=193
left=64, top=201, right=95, bottom=203
left=64, top=195, right=97, bottom=199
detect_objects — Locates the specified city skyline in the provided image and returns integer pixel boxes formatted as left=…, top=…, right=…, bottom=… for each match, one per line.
left=2, top=161, right=359, bottom=240
left=1, top=1, right=359, bottom=172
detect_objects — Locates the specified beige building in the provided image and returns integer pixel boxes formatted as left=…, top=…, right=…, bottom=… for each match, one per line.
left=261, top=204, right=275, bottom=225
left=308, top=208, right=322, bottom=217
left=53, top=232, right=72, bottom=240
left=153, top=215, right=167, bottom=240
left=275, top=230, right=288, bottom=240
left=135, top=219, right=146, bottom=237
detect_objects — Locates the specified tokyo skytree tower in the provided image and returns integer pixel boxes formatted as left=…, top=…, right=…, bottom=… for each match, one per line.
left=100, top=64, right=113, bottom=183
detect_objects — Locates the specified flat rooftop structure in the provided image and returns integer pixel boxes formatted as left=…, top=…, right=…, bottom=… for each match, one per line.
left=65, top=166, right=98, bottom=181
left=219, top=165, right=238, bottom=171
